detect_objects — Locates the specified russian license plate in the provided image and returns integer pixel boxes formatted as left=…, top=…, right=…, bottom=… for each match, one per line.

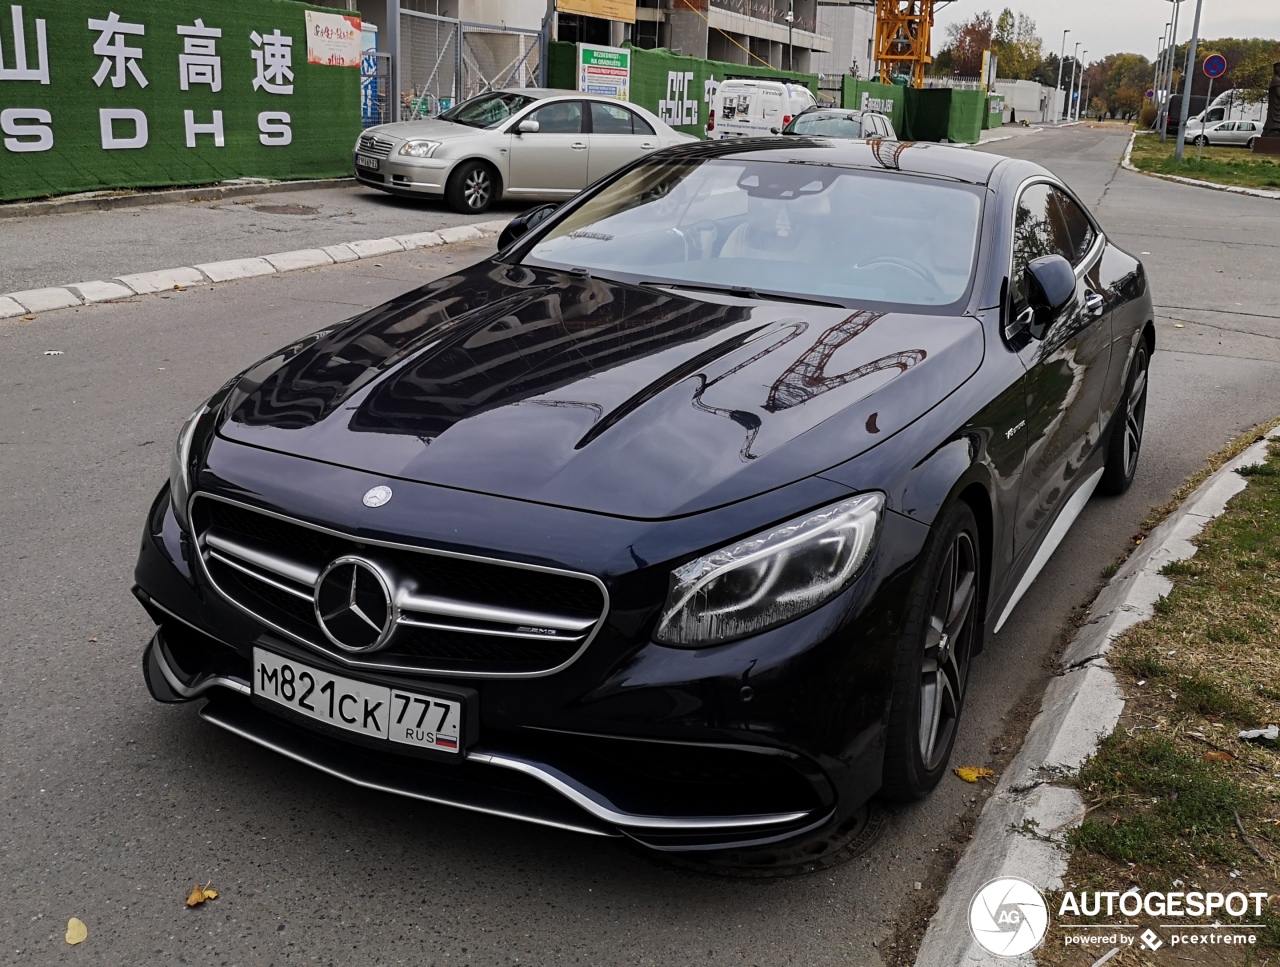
left=252, top=648, right=462, bottom=754
left=355, top=155, right=380, bottom=170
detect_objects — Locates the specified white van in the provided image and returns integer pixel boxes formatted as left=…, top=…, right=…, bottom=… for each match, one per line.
left=707, top=79, right=817, bottom=139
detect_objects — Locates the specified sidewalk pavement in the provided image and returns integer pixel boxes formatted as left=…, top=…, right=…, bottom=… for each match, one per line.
left=0, top=217, right=512, bottom=322
left=915, top=423, right=1280, bottom=967
left=0, top=183, right=521, bottom=295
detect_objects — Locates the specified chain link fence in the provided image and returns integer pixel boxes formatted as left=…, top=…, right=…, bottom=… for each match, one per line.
left=399, top=10, right=543, bottom=121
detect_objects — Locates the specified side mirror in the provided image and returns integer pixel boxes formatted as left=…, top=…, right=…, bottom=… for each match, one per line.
left=497, top=203, right=558, bottom=250
left=1025, top=254, right=1075, bottom=321
left=517, top=119, right=539, bottom=134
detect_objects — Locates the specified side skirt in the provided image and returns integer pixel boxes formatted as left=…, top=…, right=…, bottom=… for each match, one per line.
left=992, top=466, right=1105, bottom=634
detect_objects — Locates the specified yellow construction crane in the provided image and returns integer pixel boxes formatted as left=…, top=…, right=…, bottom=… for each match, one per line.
left=874, top=0, right=957, bottom=89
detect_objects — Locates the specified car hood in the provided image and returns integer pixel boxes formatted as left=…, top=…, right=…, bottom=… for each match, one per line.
left=219, top=263, right=984, bottom=519
left=365, top=119, right=495, bottom=143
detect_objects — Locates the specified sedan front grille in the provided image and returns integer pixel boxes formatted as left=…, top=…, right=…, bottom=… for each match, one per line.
left=192, top=495, right=608, bottom=677
left=357, top=134, right=394, bottom=158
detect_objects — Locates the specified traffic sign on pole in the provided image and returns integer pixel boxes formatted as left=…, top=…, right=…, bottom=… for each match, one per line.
left=1146, top=88, right=1155, bottom=100
left=1203, top=54, right=1226, bottom=78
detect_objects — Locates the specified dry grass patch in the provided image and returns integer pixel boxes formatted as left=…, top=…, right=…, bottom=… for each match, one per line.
left=1130, top=133, right=1280, bottom=191
left=1039, top=439, right=1280, bottom=966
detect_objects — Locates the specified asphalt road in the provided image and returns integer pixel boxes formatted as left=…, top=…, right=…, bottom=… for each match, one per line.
left=2, top=126, right=1278, bottom=966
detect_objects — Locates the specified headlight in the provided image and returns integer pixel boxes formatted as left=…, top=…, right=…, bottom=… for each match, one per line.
left=654, top=493, right=885, bottom=647
left=398, top=140, right=440, bottom=158
left=168, top=403, right=208, bottom=533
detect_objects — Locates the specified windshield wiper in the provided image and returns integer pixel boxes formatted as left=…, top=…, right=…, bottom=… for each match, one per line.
left=638, top=280, right=846, bottom=308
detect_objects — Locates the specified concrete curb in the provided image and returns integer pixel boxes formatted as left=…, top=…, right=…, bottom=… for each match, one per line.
left=0, top=177, right=357, bottom=221
left=0, top=219, right=510, bottom=321
left=1121, top=131, right=1280, bottom=201
left=915, top=423, right=1280, bottom=967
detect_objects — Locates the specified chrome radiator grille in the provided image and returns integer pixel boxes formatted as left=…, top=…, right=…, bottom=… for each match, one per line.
left=193, top=495, right=608, bottom=677
left=356, top=134, right=393, bottom=158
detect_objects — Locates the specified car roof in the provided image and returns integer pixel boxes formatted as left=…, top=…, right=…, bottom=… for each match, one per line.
left=496, top=88, right=579, bottom=100
left=658, top=137, right=1004, bottom=186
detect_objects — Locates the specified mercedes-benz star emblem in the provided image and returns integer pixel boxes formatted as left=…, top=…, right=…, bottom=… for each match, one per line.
left=314, top=557, right=396, bottom=653
left=363, top=485, right=393, bottom=508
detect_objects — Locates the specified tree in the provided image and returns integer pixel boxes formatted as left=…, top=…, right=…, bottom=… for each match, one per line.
left=934, top=8, right=1043, bottom=81
left=992, top=9, right=1043, bottom=81
left=940, top=9, right=994, bottom=78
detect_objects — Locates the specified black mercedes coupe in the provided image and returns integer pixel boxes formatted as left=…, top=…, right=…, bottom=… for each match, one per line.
left=134, top=138, right=1153, bottom=854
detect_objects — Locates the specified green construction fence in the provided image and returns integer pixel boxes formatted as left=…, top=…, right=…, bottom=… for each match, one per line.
left=0, top=0, right=362, bottom=202
left=547, top=41, right=817, bottom=139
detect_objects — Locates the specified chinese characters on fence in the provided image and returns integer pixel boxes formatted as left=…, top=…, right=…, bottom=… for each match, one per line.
left=1, top=5, right=297, bottom=154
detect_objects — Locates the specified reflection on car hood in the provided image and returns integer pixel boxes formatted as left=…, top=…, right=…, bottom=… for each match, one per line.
left=219, top=263, right=984, bottom=519
left=364, top=119, right=492, bottom=142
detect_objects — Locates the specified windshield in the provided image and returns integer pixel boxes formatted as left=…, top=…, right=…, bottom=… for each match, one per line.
left=439, top=91, right=538, bottom=129
left=524, top=158, right=983, bottom=309
left=788, top=114, right=864, bottom=138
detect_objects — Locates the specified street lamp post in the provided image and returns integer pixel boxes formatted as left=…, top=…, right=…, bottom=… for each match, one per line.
left=1075, top=51, right=1087, bottom=121
left=1155, top=22, right=1171, bottom=127
left=786, top=0, right=794, bottom=72
left=1174, top=0, right=1204, bottom=161
left=1055, top=29, right=1069, bottom=122
left=1160, top=0, right=1183, bottom=142
left=1069, top=42, right=1080, bottom=121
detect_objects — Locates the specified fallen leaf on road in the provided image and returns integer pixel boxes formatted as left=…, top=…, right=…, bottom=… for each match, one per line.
left=65, top=918, right=87, bottom=945
left=87, top=636, right=98, bottom=643
left=1173, top=323, right=1185, bottom=329
left=1203, top=750, right=1235, bottom=763
left=21, top=314, right=35, bottom=321
left=186, top=882, right=218, bottom=907
left=43, top=350, right=64, bottom=356
left=954, top=766, right=994, bottom=783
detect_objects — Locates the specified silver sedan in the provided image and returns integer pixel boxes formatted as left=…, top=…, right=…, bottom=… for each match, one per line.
left=353, top=89, right=696, bottom=213
left=1191, top=119, right=1263, bottom=149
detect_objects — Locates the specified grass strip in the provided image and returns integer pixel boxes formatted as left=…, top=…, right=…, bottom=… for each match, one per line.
left=1130, top=133, right=1280, bottom=191
left=1040, top=436, right=1280, bottom=965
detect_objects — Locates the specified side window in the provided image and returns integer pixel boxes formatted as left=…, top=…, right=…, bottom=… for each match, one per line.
left=527, top=100, right=583, bottom=134
left=591, top=102, right=633, bottom=134
left=1050, top=188, right=1097, bottom=266
left=631, top=110, right=656, bottom=136
left=1011, top=183, right=1073, bottom=309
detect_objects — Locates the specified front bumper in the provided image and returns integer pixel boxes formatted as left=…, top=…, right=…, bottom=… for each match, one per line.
left=134, top=445, right=928, bottom=850
left=353, top=152, right=453, bottom=196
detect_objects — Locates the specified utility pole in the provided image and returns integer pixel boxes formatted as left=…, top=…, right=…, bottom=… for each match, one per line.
left=1055, top=29, right=1069, bottom=122
left=1174, top=0, right=1204, bottom=161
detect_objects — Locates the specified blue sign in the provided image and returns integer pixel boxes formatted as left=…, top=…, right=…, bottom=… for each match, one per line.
left=1203, top=54, right=1227, bottom=79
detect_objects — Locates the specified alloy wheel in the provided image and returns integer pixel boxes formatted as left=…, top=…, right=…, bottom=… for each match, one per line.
left=1122, top=345, right=1149, bottom=479
left=463, top=168, right=492, bottom=210
left=918, top=530, right=978, bottom=770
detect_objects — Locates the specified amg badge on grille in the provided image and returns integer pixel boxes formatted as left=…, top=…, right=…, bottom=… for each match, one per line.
left=363, top=485, right=393, bottom=508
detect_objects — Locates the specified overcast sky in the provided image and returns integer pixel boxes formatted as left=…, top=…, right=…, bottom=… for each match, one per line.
left=932, top=0, right=1279, bottom=65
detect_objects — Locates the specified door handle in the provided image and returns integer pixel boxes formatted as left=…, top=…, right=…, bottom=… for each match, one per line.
left=640, top=142, right=656, bottom=150
left=1083, top=290, right=1105, bottom=315
left=570, top=141, right=587, bottom=150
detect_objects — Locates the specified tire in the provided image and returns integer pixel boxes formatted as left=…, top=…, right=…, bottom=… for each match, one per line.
left=881, top=501, right=982, bottom=801
left=1098, top=339, right=1150, bottom=496
left=1247, top=137, right=1257, bottom=150
left=1193, top=135, right=1208, bottom=146
left=446, top=161, right=497, bottom=214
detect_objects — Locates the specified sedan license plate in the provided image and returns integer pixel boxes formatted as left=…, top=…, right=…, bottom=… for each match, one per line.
left=355, top=155, right=380, bottom=170
left=252, top=648, right=462, bottom=754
